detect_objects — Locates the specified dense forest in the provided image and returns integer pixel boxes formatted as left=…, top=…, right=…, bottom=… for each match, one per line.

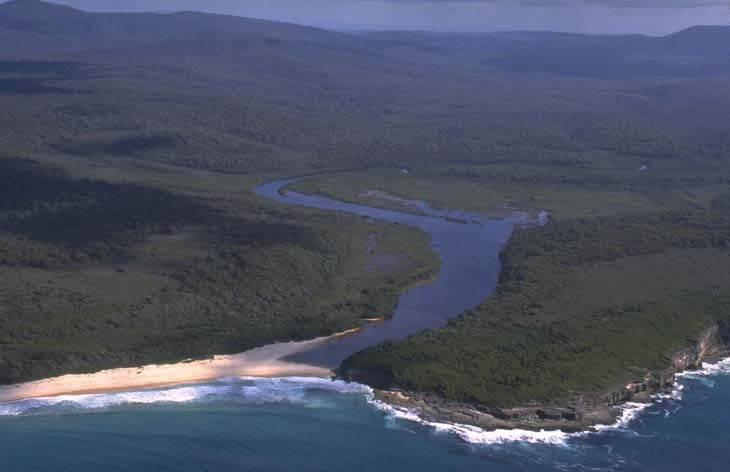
left=0, top=156, right=438, bottom=384
left=340, top=207, right=730, bottom=407
left=298, top=154, right=730, bottom=407
left=0, top=0, right=728, bottom=408
left=1, top=1, right=730, bottom=176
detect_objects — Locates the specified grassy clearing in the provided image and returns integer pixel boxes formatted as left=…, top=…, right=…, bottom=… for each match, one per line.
left=291, top=163, right=727, bottom=219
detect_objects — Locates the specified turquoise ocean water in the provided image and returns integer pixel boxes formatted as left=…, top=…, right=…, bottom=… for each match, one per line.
left=1, top=179, right=725, bottom=471
left=0, top=359, right=728, bottom=471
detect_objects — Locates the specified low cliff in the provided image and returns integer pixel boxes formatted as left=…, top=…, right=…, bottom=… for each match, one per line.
left=344, top=321, right=730, bottom=432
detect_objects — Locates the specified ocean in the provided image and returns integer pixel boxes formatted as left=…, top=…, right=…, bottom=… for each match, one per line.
left=1, top=180, right=725, bottom=471
left=1, top=358, right=728, bottom=471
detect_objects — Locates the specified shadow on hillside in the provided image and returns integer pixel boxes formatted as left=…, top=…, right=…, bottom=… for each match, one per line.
left=0, top=158, right=215, bottom=246
left=0, top=61, right=101, bottom=95
left=0, top=60, right=87, bottom=75
left=0, top=158, right=338, bottom=254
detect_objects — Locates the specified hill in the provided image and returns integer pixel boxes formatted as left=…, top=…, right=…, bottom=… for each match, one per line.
left=1, top=1, right=729, bottom=176
left=0, top=0, right=355, bottom=50
left=0, top=1, right=729, bottom=415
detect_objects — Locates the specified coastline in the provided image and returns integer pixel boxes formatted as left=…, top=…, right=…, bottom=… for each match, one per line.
left=1, top=321, right=727, bottom=442
left=357, top=322, right=730, bottom=434
left=2, top=178, right=725, bottom=441
left=0, top=331, right=352, bottom=404
left=0, top=177, right=480, bottom=405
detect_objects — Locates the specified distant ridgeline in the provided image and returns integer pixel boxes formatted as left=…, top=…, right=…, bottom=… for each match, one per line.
left=0, top=0, right=729, bottom=174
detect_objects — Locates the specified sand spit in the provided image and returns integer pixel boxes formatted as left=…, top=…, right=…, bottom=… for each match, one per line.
left=0, top=332, right=355, bottom=403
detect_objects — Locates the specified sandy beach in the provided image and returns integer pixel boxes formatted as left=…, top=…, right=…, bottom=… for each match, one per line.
left=0, top=332, right=356, bottom=403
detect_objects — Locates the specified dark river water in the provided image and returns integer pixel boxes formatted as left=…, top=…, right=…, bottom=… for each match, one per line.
left=0, top=178, right=727, bottom=471
left=254, top=178, right=514, bottom=367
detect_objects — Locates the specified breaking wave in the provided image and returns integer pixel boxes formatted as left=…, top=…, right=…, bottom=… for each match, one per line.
left=676, top=357, right=730, bottom=382
left=2, top=356, right=727, bottom=447
left=369, top=399, right=572, bottom=445
left=369, top=398, right=659, bottom=446
left=0, top=377, right=370, bottom=417
left=368, top=356, right=730, bottom=446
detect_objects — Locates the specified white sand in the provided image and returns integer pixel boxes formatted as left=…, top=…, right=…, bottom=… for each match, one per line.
left=0, top=331, right=358, bottom=403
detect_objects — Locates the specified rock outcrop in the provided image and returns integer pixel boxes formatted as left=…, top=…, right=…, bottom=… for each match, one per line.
left=356, top=321, right=730, bottom=432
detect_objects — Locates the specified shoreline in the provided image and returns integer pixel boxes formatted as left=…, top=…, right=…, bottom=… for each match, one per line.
left=289, top=181, right=543, bottom=224
left=1, top=329, right=728, bottom=442
left=0, top=332, right=352, bottom=404
left=359, top=324, right=730, bottom=434
left=372, top=352, right=730, bottom=436
left=0, top=177, right=466, bottom=406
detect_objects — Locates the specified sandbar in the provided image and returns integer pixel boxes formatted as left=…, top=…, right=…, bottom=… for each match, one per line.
left=0, top=332, right=352, bottom=403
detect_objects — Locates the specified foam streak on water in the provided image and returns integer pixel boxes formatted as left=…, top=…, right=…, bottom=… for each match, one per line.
left=2, top=356, right=728, bottom=449
left=370, top=398, right=572, bottom=445
left=366, top=356, right=730, bottom=446
left=676, top=357, right=730, bottom=380
left=367, top=397, right=655, bottom=446
left=0, top=377, right=370, bottom=417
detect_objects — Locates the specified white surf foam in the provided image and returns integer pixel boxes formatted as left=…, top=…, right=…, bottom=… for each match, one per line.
left=592, top=402, right=652, bottom=433
left=367, top=385, right=690, bottom=446
left=0, top=377, right=370, bottom=417
left=653, top=382, right=684, bottom=402
left=368, top=398, right=572, bottom=445
left=0, top=385, right=226, bottom=416
left=676, top=357, right=730, bottom=380
left=4, top=356, right=728, bottom=445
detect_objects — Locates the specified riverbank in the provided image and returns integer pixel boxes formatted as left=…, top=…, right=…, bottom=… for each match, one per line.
left=365, top=322, right=730, bottom=433
left=254, top=178, right=513, bottom=369
left=0, top=175, right=507, bottom=403
left=2, top=319, right=728, bottom=438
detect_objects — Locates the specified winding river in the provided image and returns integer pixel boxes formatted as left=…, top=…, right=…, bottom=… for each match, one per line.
left=2, top=178, right=729, bottom=472
left=254, top=178, right=516, bottom=368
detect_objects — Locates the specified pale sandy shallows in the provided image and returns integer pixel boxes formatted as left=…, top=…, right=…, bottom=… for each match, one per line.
left=0, top=332, right=355, bottom=403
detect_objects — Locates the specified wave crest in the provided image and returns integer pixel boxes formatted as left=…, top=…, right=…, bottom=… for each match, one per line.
left=369, top=399, right=571, bottom=445
left=676, top=358, right=730, bottom=380
left=0, top=377, right=370, bottom=417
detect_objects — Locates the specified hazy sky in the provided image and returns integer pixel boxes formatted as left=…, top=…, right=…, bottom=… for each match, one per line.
left=37, top=0, right=730, bottom=35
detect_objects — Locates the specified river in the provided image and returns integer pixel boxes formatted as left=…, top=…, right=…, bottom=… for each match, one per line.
left=0, top=178, right=728, bottom=471
left=253, top=178, right=514, bottom=367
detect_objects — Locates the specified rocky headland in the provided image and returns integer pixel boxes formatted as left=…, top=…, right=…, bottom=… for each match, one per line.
left=345, top=321, right=730, bottom=432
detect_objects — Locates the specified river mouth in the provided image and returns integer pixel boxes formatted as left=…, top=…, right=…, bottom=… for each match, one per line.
left=253, top=177, right=515, bottom=369
left=0, top=177, right=516, bottom=403
left=3, top=179, right=730, bottom=469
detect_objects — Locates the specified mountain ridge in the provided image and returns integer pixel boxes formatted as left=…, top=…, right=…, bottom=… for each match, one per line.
left=1, top=0, right=728, bottom=45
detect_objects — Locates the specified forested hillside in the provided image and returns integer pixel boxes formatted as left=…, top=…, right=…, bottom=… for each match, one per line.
left=2, top=0, right=730, bottom=175
left=341, top=209, right=730, bottom=407
left=0, top=155, right=439, bottom=384
left=297, top=158, right=730, bottom=409
left=0, top=0, right=729, bottom=398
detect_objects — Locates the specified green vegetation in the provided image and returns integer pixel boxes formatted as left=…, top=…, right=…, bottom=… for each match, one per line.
left=291, top=160, right=729, bottom=219
left=302, top=147, right=730, bottom=407
left=0, top=1, right=729, bottom=407
left=336, top=165, right=730, bottom=405
left=2, top=3, right=730, bottom=178
left=0, top=158, right=216, bottom=267
left=0, top=156, right=438, bottom=384
left=341, top=224, right=730, bottom=406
